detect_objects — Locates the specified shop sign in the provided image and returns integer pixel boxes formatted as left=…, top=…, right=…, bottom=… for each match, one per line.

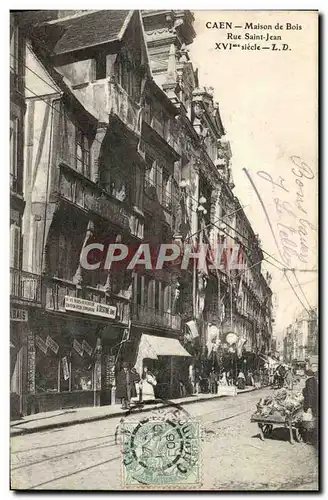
left=62, top=356, right=69, bottom=380
left=82, top=339, right=93, bottom=356
left=46, top=335, right=59, bottom=354
left=10, top=308, right=28, bottom=322
left=35, top=335, right=48, bottom=354
left=65, top=296, right=117, bottom=319
left=73, top=339, right=84, bottom=357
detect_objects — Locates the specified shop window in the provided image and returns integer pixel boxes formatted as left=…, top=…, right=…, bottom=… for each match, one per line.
left=76, top=128, right=90, bottom=178
left=35, top=351, right=59, bottom=393
left=71, top=349, right=93, bottom=390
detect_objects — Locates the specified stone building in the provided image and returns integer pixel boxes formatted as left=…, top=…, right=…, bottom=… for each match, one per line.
left=283, top=308, right=318, bottom=365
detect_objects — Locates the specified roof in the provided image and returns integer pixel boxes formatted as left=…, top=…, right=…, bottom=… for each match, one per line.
left=32, top=10, right=131, bottom=55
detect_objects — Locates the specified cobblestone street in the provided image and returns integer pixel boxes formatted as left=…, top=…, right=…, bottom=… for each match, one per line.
left=11, top=389, right=318, bottom=491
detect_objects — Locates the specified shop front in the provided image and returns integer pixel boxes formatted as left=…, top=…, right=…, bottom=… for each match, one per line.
left=22, top=296, right=126, bottom=415
left=131, top=331, right=192, bottom=400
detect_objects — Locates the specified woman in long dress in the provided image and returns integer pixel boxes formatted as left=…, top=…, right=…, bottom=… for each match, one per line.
left=140, top=366, right=157, bottom=402
left=236, top=371, right=246, bottom=390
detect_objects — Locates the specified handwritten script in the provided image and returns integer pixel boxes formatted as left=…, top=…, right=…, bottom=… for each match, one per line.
left=244, top=155, right=316, bottom=267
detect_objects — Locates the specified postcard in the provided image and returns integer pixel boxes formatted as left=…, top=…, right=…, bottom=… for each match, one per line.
left=10, top=9, right=318, bottom=491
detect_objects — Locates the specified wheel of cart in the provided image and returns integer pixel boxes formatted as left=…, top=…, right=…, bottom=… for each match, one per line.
left=263, top=424, right=273, bottom=435
left=294, top=425, right=303, bottom=443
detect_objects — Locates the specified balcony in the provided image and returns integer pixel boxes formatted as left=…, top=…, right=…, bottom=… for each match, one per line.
left=58, top=163, right=144, bottom=239
left=10, top=268, right=42, bottom=304
left=44, top=278, right=130, bottom=325
left=132, top=304, right=181, bottom=331
left=74, top=79, right=141, bottom=137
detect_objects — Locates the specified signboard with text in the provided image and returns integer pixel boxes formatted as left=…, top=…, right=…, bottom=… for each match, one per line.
left=65, top=296, right=117, bottom=319
left=10, top=308, right=28, bottom=322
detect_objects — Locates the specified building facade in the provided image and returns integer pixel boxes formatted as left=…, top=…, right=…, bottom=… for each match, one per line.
left=283, top=308, right=318, bottom=365
left=10, top=10, right=273, bottom=416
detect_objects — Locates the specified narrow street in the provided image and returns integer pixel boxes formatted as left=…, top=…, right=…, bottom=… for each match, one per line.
left=11, top=389, right=318, bottom=491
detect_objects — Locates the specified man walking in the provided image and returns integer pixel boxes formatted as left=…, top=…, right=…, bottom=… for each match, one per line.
left=209, top=368, right=218, bottom=394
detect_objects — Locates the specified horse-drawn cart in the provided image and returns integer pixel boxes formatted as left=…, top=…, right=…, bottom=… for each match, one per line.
left=251, top=407, right=304, bottom=444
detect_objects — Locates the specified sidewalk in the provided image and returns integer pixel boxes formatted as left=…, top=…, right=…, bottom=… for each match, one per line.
left=10, top=386, right=257, bottom=437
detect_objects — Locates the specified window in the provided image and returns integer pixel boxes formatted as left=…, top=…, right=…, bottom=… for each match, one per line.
left=55, top=233, right=81, bottom=281
left=144, top=153, right=177, bottom=213
left=10, top=117, right=18, bottom=191
left=10, top=223, right=20, bottom=268
left=116, top=50, right=140, bottom=102
left=76, top=129, right=90, bottom=177
left=134, top=164, right=143, bottom=211
left=95, top=53, right=107, bottom=80
left=10, top=21, right=19, bottom=76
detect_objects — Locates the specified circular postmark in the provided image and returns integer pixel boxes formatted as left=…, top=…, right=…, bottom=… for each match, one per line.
left=121, top=408, right=201, bottom=487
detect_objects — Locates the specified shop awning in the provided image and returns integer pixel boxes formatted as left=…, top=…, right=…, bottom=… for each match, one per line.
left=141, top=334, right=191, bottom=358
left=134, top=334, right=191, bottom=375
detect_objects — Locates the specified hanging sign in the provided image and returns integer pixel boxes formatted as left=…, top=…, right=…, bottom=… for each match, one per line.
left=46, top=335, right=59, bottom=355
left=185, top=320, right=199, bottom=339
left=35, top=335, right=48, bottom=354
left=62, top=356, right=69, bottom=380
left=73, top=339, right=84, bottom=357
left=82, top=339, right=93, bottom=357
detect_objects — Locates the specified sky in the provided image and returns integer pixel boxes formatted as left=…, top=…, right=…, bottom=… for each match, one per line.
left=190, top=11, right=318, bottom=338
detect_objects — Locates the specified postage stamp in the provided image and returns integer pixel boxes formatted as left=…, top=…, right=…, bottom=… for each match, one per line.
left=121, top=416, right=201, bottom=488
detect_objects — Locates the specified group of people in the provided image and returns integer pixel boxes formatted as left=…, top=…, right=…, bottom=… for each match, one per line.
left=207, top=368, right=262, bottom=393
left=116, top=362, right=157, bottom=410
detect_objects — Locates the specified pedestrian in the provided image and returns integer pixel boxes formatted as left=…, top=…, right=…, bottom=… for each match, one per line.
left=140, top=365, right=157, bottom=402
left=302, top=369, right=318, bottom=417
left=236, top=371, right=246, bottom=390
left=220, top=370, right=228, bottom=386
left=253, top=370, right=261, bottom=389
left=209, top=368, right=218, bottom=394
left=116, top=362, right=140, bottom=410
left=302, top=369, right=318, bottom=444
left=285, top=367, right=294, bottom=391
left=246, top=370, right=254, bottom=387
left=189, top=364, right=196, bottom=394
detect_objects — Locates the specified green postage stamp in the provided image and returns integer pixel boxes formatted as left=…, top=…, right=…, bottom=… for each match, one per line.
left=121, top=417, right=201, bottom=488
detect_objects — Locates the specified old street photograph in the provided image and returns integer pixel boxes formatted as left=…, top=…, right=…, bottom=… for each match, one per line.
left=10, top=10, right=318, bottom=491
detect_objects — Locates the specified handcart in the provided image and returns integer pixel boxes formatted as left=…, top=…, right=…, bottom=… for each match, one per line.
left=251, top=407, right=304, bottom=445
